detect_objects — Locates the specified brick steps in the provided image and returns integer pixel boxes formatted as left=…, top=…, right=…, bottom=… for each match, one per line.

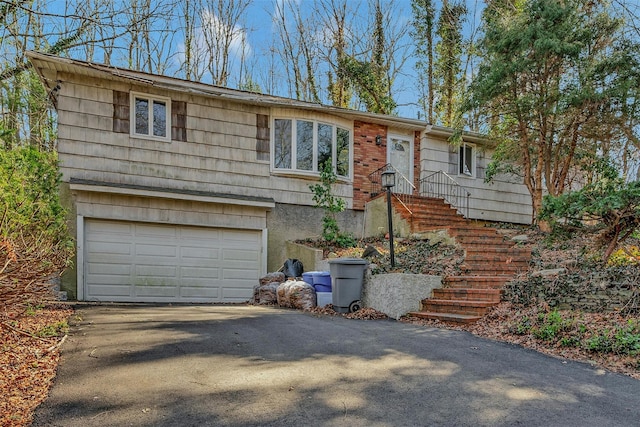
left=433, top=288, right=502, bottom=302
left=421, top=298, right=498, bottom=316
left=444, top=275, right=512, bottom=289
left=386, top=194, right=531, bottom=324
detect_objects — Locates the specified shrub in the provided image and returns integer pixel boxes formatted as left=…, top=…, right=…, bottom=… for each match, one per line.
left=0, top=146, right=73, bottom=312
left=531, top=310, right=572, bottom=341
left=309, top=162, right=355, bottom=247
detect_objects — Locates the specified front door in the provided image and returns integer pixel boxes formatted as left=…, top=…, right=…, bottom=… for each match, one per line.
left=388, top=135, right=413, bottom=194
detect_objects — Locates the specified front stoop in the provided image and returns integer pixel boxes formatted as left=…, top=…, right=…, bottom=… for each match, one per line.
left=393, top=196, right=531, bottom=324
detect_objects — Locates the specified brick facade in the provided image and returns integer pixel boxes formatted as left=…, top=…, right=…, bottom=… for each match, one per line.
left=352, top=120, right=421, bottom=211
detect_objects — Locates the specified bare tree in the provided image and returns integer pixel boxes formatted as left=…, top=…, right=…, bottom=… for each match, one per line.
left=198, top=0, right=252, bottom=86
left=272, top=0, right=322, bottom=102
left=0, top=0, right=164, bottom=150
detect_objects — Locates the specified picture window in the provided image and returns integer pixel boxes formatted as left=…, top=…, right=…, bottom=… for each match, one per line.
left=273, top=118, right=351, bottom=179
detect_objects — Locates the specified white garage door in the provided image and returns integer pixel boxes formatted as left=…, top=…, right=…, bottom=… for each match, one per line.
left=84, top=219, right=262, bottom=303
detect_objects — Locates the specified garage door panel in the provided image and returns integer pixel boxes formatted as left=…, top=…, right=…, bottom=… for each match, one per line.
left=135, top=244, right=177, bottom=258
left=136, top=223, right=177, bottom=238
left=134, top=285, right=178, bottom=298
left=222, top=269, right=259, bottom=281
left=135, top=265, right=177, bottom=277
left=87, top=241, right=132, bottom=255
left=222, top=287, right=253, bottom=301
left=222, top=230, right=261, bottom=244
left=181, top=266, right=220, bottom=279
left=180, top=227, right=221, bottom=241
left=87, top=284, right=132, bottom=297
left=181, top=247, right=220, bottom=260
left=88, top=263, right=132, bottom=276
left=84, top=219, right=261, bottom=303
left=87, top=274, right=132, bottom=285
left=223, top=249, right=259, bottom=263
left=88, top=221, right=133, bottom=235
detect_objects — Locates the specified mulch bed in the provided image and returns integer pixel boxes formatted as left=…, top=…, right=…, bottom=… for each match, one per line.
left=0, top=304, right=73, bottom=427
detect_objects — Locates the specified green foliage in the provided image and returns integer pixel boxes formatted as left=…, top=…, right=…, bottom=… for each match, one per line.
left=0, top=146, right=72, bottom=309
left=337, top=4, right=396, bottom=115
left=586, top=321, right=640, bottom=356
left=411, top=0, right=436, bottom=122
left=434, top=1, right=467, bottom=128
left=531, top=310, right=573, bottom=341
left=25, top=303, right=45, bottom=316
left=309, top=162, right=353, bottom=247
left=466, top=0, right=640, bottom=219
left=339, top=56, right=396, bottom=115
left=585, top=333, right=613, bottom=353
left=540, top=172, right=640, bottom=261
left=509, top=307, right=640, bottom=354
left=514, top=315, right=531, bottom=335
left=608, top=246, right=640, bottom=266
left=0, top=147, right=67, bottom=240
left=36, top=320, right=68, bottom=338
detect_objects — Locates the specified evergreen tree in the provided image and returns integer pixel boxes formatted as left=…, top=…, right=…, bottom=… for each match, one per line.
left=465, top=0, right=640, bottom=225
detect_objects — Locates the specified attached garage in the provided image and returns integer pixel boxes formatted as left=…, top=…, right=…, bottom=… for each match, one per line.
left=82, top=219, right=263, bottom=303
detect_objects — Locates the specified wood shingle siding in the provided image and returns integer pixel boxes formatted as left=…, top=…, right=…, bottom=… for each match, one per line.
left=421, top=133, right=530, bottom=223
left=55, top=81, right=355, bottom=209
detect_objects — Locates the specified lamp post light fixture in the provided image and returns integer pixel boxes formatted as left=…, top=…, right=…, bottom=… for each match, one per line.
left=381, top=170, right=396, bottom=268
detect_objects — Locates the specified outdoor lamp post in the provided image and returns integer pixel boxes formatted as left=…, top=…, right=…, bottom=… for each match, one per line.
left=381, top=170, right=396, bottom=268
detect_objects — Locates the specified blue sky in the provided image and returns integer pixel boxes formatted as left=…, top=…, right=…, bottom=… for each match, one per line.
left=43, top=0, right=640, bottom=120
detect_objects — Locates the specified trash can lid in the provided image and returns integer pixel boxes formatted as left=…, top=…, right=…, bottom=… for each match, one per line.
left=328, top=257, right=369, bottom=265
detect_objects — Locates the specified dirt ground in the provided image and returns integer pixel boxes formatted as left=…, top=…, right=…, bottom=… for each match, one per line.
left=1, top=304, right=73, bottom=426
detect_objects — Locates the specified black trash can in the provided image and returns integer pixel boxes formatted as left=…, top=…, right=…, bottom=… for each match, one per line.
left=328, top=258, right=369, bottom=313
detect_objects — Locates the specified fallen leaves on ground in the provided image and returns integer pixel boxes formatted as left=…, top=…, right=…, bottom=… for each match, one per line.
left=0, top=304, right=73, bottom=427
left=402, top=303, right=639, bottom=380
left=308, top=305, right=388, bottom=320
left=297, top=237, right=466, bottom=276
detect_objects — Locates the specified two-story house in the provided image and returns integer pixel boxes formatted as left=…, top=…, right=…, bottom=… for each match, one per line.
left=28, top=52, right=531, bottom=304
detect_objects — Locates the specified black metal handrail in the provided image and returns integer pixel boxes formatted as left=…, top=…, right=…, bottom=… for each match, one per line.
left=368, top=163, right=416, bottom=207
left=419, top=170, right=470, bottom=218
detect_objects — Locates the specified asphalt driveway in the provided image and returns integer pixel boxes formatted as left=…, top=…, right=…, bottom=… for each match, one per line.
left=33, top=304, right=640, bottom=427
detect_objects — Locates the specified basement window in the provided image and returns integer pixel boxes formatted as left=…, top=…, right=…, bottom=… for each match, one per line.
left=131, top=92, right=171, bottom=141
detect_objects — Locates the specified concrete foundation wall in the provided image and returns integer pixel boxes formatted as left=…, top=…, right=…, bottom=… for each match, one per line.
left=363, top=272, right=442, bottom=320
left=266, top=203, right=364, bottom=272
left=363, top=195, right=409, bottom=238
